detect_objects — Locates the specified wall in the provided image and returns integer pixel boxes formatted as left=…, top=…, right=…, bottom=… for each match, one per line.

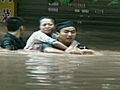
left=17, top=0, right=120, bottom=27
left=16, top=0, right=120, bottom=50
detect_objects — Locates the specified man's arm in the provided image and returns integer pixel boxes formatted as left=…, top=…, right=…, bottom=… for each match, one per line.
left=41, top=43, right=95, bottom=55
left=67, top=47, right=95, bottom=55
left=41, top=43, right=80, bottom=54
left=80, top=49, right=95, bottom=55
left=65, top=40, right=95, bottom=54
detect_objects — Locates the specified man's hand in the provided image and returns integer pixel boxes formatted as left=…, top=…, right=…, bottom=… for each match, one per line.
left=65, top=40, right=78, bottom=52
left=80, top=49, right=95, bottom=55
left=66, top=47, right=95, bottom=55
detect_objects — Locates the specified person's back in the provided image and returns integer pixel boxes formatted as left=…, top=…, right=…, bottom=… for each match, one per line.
left=0, top=16, right=25, bottom=50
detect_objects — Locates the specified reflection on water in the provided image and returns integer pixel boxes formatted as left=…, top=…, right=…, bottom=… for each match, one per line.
left=0, top=50, right=120, bottom=90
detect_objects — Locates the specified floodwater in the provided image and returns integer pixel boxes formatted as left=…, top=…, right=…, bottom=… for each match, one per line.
left=0, top=50, right=120, bottom=90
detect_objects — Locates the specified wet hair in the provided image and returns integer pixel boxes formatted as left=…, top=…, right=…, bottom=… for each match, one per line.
left=56, top=21, right=76, bottom=32
left=39, top=16, right=56, bottom=24
left=5, top=16, right=24, bottom=31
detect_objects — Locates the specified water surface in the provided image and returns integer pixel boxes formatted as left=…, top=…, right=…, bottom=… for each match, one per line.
left=0, top=50, right=120, bottom=90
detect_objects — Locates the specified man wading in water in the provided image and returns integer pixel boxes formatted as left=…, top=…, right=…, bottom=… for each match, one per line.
left=41, top=21, right=95, bottom=55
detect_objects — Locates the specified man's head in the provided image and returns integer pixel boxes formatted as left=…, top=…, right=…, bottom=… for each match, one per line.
left=56, top=21, right=77, bottom=46
left=5, top=17, right=24, bottom=32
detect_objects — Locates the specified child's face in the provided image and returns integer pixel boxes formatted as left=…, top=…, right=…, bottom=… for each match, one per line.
left=40, top=18, right=55, bottom=35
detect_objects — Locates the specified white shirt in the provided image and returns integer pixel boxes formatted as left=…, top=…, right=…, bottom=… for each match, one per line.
left=24, top=30, right=57, bottom=50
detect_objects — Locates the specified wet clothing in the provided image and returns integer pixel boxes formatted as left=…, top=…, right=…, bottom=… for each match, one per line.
left=41, top=40, right=88, bottom=52
left=1, top=33, right=25, bottom=50
left=24, top=30, right=58, bottom=50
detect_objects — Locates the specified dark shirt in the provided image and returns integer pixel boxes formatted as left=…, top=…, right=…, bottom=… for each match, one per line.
left=1, top=33, right=25, bottom=50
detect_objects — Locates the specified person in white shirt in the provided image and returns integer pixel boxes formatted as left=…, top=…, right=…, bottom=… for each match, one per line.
left=24, top=16, right=77, bottom=51
left=41, top=21, right=95, bottom=55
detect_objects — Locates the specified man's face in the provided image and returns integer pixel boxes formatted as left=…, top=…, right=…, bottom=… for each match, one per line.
left=58, top=26, right=77, bottom=44
left=40, top=18, right=55, bottom=34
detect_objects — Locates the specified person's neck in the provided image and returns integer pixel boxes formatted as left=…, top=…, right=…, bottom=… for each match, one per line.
left=59, top=39, right=71, bottom=47
left=9, top=30, right=20, bottom=37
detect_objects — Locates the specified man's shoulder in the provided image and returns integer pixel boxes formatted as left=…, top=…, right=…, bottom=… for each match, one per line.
left=1, top=36, right=14, bottom=47
left=1, top=37, right=20, bottom=46
left=1, top=34, right=15, bottom=41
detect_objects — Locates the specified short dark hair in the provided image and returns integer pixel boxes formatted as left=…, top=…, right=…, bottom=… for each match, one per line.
left=5, top=16, right=24, bottom=31
left=56, top=21, right=76, bottom=32
left=39, top=16, right=56, bottom=24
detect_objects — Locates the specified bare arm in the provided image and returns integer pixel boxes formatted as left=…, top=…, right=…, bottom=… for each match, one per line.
left=42, top=43, right=95, bottom=55
left=68, top=48, right=95, bottom=55
left=80, top=49, right=95, bottom=55
left=44, top=47, right=66, bottom=54
left=24, top=31, right=68, bottom=50
left=65, top=40, right=78, bottom=52
left=65, top=40, right=95, bottom=55
left=53, top=41, right=67, bottom=50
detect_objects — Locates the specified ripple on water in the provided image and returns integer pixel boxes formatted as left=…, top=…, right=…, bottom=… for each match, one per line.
left=0, top=50, right=120, bottom=90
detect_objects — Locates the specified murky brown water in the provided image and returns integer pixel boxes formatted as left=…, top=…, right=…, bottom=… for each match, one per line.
left=0, top=50, right=120, bottom=90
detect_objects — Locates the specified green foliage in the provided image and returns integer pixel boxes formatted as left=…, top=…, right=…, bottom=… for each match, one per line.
left=87, top=0, right=94, bottom=4
left=60, top=0, right=73, bottom=3
left=108, top=0, right=120, bottom=6
left=87, top=0, right=120, bottom=5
